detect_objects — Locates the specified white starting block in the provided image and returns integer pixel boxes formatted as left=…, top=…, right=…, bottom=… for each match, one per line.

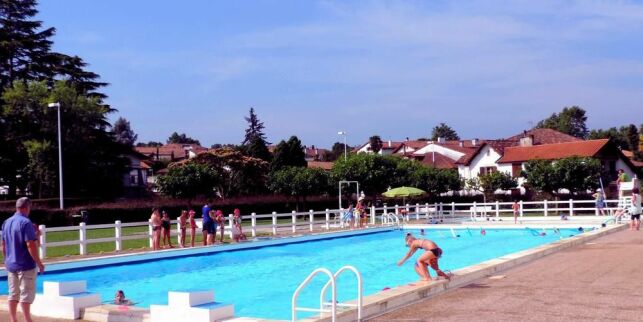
left=150, top=290, right=234, bottom=322
left=32, top=280, right=101, bottom=319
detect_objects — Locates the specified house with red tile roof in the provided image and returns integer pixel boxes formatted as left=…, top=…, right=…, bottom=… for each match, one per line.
left=135, top=143, right=208, bottom=162
left=355, top=140, right=406, bottom=155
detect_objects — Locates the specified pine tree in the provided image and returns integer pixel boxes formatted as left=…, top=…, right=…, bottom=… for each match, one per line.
left=431, top=123, right=460, bottom=141
left=0, top=0, right=55, bottom=89
left=112, top=117, right=138, bottom=147
left=241, top=108, right=271, bottom=161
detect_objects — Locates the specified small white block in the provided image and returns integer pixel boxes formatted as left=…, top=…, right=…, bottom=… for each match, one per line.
left=43, top=280, right=87, bottom=296
left=168, top=290, right=215, bottom=307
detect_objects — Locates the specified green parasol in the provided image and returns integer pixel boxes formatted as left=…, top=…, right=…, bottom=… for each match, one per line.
left=382, top=186, right=426, bottom=198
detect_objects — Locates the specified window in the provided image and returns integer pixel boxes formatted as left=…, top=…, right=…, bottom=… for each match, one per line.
left=512, top=163, right=522, bottom=177
left=479, top=166, right=497, bottom=176
left=130, top=175, right=137, bottom=185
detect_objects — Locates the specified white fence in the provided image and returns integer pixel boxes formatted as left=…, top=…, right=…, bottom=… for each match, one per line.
left=3, top=198, right=628, bottom=259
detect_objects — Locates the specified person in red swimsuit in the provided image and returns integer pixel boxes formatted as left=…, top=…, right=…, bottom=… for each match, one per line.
left=397, top=233, right=452, bottom=281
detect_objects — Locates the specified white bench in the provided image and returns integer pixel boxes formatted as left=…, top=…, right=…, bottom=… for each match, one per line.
left=470, top=206, right=493, bottom=221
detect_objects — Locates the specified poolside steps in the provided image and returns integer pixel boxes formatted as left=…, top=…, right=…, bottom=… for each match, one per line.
left=31, top=280, right=101, bottom=319
left=150, top=290, right=234, bottom=322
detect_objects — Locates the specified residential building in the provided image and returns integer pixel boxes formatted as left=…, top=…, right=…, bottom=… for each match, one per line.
left=135, top=143, right=207, bottom=162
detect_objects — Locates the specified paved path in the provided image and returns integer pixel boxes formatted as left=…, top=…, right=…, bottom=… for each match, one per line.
left=369, top=228, right=643, bottom=322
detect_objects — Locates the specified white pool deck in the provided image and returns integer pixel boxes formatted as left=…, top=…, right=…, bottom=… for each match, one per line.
left=0, top=216, right=625, bottom=322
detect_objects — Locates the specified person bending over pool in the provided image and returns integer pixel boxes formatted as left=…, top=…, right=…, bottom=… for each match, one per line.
left=397, top=233, right=451, bottom=282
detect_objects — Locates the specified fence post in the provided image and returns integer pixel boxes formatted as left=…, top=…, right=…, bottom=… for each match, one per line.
left=495, top=201, right=500, bottom=217
left=569, top=199, right=574, bottom=216
left=371, top=206, right=376, bottom=225
left=309, top=210, right=314, bottom=232
left=38, top=224, right=46, bottom=259
left=115, top=220, right=122, bottom=252
left=325, top=209, right=331, bottom=230
left=251, top=212, right=257, bottom=237
left=228, top=214, right=234, bottom=239
left=383, top=205, right=388, bottom=216
left=272, top=211, right=277, bottom=235
left=519, top=200, right=524, bottom=217
left=79, top=222, right=87, bottom=255
left=148, top=219, right=153, bottom=248
left=394, top=205, right=399, bottom=216
left=451, top=202, right=455, bottom=217
left=291, top=211, right=297, bottom=233
left=473, top=201, right=477, bottom=219
left=544, top=199, right=548, bottom=216
left=175, top=217, right=182, bottom=247
left=405, top=204, right=410, bottom=222
left=415, top=203, right=420, bottom=220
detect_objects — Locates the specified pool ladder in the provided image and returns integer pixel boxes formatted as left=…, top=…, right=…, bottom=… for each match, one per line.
left=381, top=212, right=401, bottom=227
left=291, top=265, right=363, bottom=322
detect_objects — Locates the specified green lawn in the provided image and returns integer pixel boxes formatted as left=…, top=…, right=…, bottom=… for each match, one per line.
left=0, top=223, right=274, bottom=261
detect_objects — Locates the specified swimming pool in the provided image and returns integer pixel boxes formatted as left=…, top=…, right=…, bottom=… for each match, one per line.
left=0, top=227, right=586, bottom=320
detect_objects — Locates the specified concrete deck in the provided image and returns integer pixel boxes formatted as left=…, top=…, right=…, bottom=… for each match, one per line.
left=368, top=229, right=643, bottom=322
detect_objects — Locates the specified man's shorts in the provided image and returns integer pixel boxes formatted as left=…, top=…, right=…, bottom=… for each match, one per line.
left=202, top=221, right=216, bottom=234
left=631, top=214, right=641, bottom=220
left=8, top=268, right=37, bottom=303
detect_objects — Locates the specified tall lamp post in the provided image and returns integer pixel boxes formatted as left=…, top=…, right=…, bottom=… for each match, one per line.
left=48, top=102, right=64, bottom=210
left=337, top=131, right=347, bottom=161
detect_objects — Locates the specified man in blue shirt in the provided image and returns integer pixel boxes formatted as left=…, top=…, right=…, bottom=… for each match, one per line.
left=201, top=202, right=211, bottom=246
left=2, top=197, right=45, bottom=322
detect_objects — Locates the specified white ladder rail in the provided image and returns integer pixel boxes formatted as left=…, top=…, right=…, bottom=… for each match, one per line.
left=292, top=268, right=337, bottom=322
left=319, top=266, right=363, bottom=322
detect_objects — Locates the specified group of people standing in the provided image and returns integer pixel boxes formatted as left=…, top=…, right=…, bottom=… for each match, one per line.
left=149, top=203, right=247, bottom=250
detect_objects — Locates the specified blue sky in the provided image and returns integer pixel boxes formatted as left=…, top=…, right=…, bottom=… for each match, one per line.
left=38, top=0, right=643, bottom=147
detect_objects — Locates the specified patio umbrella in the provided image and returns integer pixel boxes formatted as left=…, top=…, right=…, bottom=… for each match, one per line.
left=382, top=186, right=426, bottom=198
left=382, top=186, right=426, bottom=206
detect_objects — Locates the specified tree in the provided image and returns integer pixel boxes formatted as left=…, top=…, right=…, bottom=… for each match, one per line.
left=271, top=136, right=307, bottom=171
left=523, top=157, right=601, bottom=197
left=394, top=158, right=461, bottom=196
left=156, top=162, right=220, bottom=206
left=0, top=0, right=107, bottom=99
left=188, top=147, right=269, bottom=198
left=1, top=80, right=128, bottom=198
left=330, top=142, right=351, bottom=161
left=136, top=141, right=163, bottom=147
left=589, top=127, right=628, bottom=149
left=0, top=0, right=55, bottom=90
left=268, top=166, right=331, bottom=210
left=369, top=135, right=383, bottom=154
left=112, top=117, right=137, bottom=147
left=431, top=123, right=460, bottom=141
left=536, top=106, right=588, bottom=139
left=478, top=171, right=518, bottom=200
left=623, top=124, right=639, bottom=153
left=23, top=139, right=56, bottom=198
left=241, top=107, right=271, bottom=161
left=167, top=132, right=200, bottom=145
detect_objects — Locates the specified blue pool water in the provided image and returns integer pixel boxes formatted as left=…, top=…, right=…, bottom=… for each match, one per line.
left=0, top=228, right=585, bottom=320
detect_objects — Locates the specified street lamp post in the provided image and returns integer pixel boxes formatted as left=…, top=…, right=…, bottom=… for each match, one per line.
left=337, top=131, right=347, bottom=161
left=48, top=102, right=64, bottom=210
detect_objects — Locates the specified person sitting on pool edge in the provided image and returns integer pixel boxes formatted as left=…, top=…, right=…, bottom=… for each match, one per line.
left=114, top=290, right=133, bottom=306
left=397, top=233, right=452, bottom=282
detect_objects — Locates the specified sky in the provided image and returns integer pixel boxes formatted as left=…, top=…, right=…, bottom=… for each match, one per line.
left=37, top=0, right=643, bottom=148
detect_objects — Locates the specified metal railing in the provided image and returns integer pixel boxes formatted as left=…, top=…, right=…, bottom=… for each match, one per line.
left=292, top=265, right=363, bottom=322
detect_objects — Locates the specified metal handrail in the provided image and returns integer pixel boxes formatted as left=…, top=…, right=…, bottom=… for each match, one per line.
left=381, top=212, right=400, bottom=227
left=292, top=268, right=336, bottom=322
left=319, top=266, right=363, bottom=322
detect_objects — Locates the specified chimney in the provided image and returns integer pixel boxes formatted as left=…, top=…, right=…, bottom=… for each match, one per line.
left=472, top=138, right=478, bottom=146
left=437, top=137, right=446, bottom=144
left=388, top=140, right=392, bottom=147
left=459, top=141, right=464, bottom=147
left=520, top=135, right=534, bottom=147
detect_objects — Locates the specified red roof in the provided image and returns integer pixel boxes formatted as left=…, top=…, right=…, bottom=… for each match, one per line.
left=419, top=152, right=457, bottom=169
left=136, top=144, right=207, bottom=160
left=506, top=128, right=581, bottom=145
left=307, top=161, right=334, bottom=170
left=497, top=139, right=609, bottom=163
